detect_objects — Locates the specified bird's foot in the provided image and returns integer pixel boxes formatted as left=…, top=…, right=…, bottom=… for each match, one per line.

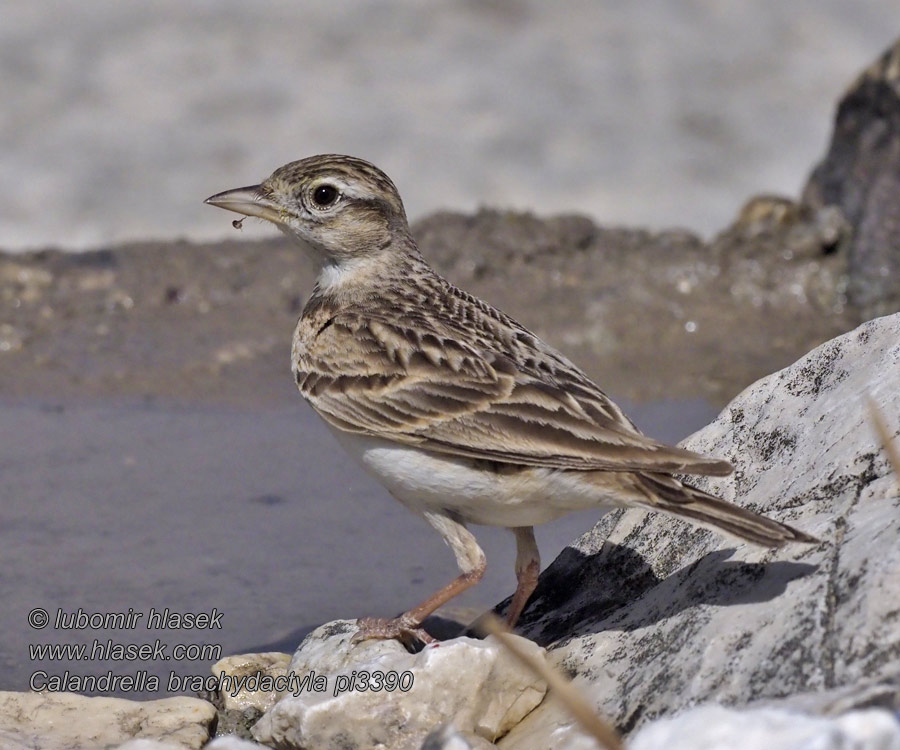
left=351, top=614, right=436, bottom=647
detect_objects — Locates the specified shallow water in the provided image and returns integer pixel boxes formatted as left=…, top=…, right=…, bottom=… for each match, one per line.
left=1, top=395, right=717, bottom=697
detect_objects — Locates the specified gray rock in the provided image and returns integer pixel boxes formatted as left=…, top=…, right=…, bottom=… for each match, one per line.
left=805, top=39, right=900, bottom=319
left=741, top=680, right=900, bottom=719
left=503, top=313, right=900, bottom=742
left=628, top=705, right=900, bottom=750
left=251, top=621, right=546, bottom=750
left=628, top=706, right=900, bottom=750
left=0, top=691, right=216, bottom=750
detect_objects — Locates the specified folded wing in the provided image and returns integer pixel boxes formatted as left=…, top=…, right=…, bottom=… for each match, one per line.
left=297, top=311, right=732, bottom=477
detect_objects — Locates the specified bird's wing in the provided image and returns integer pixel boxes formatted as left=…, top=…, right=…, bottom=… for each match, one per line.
left=297, top=311, right=732, bottom=476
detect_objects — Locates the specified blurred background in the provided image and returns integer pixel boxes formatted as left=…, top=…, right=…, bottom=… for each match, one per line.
left=2, top=0, right=898, bottom=251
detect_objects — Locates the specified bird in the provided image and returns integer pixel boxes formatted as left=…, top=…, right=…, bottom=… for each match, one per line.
left=205, top=154, right=817, bottom=645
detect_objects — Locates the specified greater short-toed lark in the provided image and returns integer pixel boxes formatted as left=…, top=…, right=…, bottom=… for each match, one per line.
left=206, top=155, right=817, bottom=644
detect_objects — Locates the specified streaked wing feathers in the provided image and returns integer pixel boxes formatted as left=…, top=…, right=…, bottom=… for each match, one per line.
left=297, top=311, right=732, bottom=476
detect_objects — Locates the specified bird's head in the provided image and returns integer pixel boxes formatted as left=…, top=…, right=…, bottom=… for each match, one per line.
left=205, top=155, right=411, bottom=264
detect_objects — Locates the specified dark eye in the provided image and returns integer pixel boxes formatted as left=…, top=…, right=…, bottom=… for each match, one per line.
left=312, top=184, right=339, bottom=207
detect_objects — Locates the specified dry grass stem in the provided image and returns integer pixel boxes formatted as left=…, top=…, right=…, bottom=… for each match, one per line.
left=479, top=614, right=622, bottom=750
left=866, top=396, right=900, bottom=493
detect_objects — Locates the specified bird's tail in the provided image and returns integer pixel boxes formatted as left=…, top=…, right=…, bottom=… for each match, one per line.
left=633, top=472, right=819, bottom=548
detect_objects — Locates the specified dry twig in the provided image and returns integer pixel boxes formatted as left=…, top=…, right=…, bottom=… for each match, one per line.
left=866, top=395, right=900, bottom=493
left=478, top=614, right=622, bottom=750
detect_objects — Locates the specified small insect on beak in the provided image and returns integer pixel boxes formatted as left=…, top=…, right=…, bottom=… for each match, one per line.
left=204, top=185, right=284, bottom=226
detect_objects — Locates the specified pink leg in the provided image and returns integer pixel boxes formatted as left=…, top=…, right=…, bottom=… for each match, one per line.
left=507, top=526, right=540, bottom=628
left=353, top=512, right=486, bottom=645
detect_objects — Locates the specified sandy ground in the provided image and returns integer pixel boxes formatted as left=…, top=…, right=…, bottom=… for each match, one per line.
left=1, top=2, right=898, bottom=250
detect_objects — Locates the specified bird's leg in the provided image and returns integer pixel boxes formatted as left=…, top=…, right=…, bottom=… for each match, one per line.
left=507, top=526, right=540, bottom=628
left=353, top=511, right=486, bottom=646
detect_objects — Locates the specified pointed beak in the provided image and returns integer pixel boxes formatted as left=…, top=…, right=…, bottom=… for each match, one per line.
left=203, top=185, right=284, bottom=224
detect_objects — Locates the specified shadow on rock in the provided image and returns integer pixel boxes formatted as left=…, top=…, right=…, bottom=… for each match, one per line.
left=499, top=542, right=817, bottom=647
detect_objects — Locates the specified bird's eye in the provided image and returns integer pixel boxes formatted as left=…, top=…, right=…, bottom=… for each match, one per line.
left=312, top=184, right=339, bottom=208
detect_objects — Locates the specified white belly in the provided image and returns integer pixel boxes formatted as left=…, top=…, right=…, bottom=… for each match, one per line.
left=328, top=427, right=612, bottom=527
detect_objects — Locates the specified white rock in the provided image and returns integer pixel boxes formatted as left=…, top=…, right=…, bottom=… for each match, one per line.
left=251, top=620, right=546, bottom=750
left=628, top=705, right=900, bottom=750
left=205, top=737, right=273, bottom=750
left=286, top=620, right=403, bottom=678
left=504, top=314, right=900, bottom=744
left=0, top=691, right=215, bottom=750
left=116, top=741, right=190, bottom=750
left=212, top=651, right=292, bottom=712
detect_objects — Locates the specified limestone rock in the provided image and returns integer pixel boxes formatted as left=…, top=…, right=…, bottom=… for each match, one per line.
left=251, top=620, right=546, bottom=750
left=0, top=691, right=216, bottom=750
left=503, top=314, right=900, bottom=742
left=628, top=705, right=900, bottom=750
left=212, top=652, right=292, bottom=712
